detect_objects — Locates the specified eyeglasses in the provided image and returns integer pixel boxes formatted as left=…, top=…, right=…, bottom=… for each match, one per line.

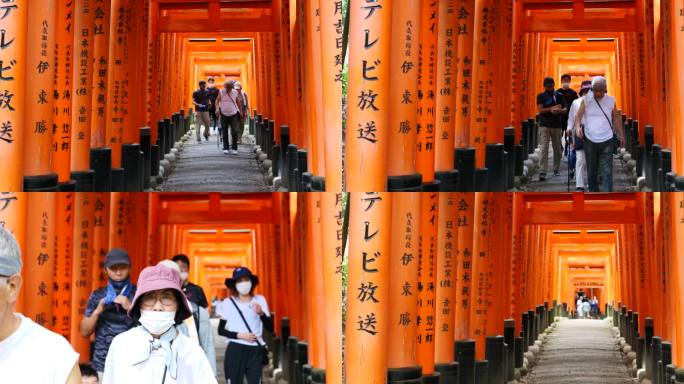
left=140, top=292, right=177, bottom=308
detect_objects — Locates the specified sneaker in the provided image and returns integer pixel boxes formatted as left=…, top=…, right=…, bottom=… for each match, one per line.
left=576, top=187, right=585, bottom=192
left=232, top=150, right=239, bottom=155
left=569, top=170, right=575, bottom=179
left=553, top=170, right=561, bottom=177
left=223, top=150, right=229, bottom=154
left=538, top=173, right=546, bottom=181
left=204, top=135, right=209, bottom=141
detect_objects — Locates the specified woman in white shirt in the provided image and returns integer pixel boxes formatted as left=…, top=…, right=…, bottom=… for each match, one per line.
left=567, top=81, right=592, bottom=192
left=103, top=265, right=217, bottom=384
left=217, top=267, right=274, bottom=384
left=215, top=80, right=243, bottom=155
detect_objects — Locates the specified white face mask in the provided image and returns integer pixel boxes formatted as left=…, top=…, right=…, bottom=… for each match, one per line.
left=180, top=272, right=189, bottom=281
left=236, top=281, right=252, bottom=295
left=139, top=310, right=175, bottom=335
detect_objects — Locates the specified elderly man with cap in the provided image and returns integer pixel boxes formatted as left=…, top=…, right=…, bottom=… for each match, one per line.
left=536, top=77, right=567, bottom=181
left=103, top=264, right=217, bottom=383
left=0, top=227, right=82, bottom=383
left=80, top=248, right=137, bottom=378
left=217, top=267, right=273, bottom=384
left=574, top=76, right=626, bottom=192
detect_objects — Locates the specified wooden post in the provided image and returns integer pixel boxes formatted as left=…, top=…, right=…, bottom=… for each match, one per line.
left=387, top=0, right=421, bottom=188
left=91, top=193, right=110, bottom=288
left=0, top=0, right=28, bottom=190
left=320, top=193, right=343, bottom=383
left=70, top=192, right=95, bottom=362
left=387, top=192, right=421, bottom=368
left=416, top=192, right=439, bottom=374
left=106, top=0, right=128, bottom=168
left=22, top=193, right=56, bottom=328
left=23, top=0, right=58, bottom=190
left=52, top=0, right=75, bottom=186
left=415, top=0, right=438, bottom=186
left=454, top=0, right=476, bottom=148
left=469, top=192, right=494, bottom=359
left=345, top=0, right=393, bottom=191
left=454, top=192, right=475, bottom=340
left=346, top=192, right=392, bottom=384
left=434, top=1, right=458, bottom=174
left=90, top=0, right=111, bottom=148
left=52, top=192, right=74, bottom=337
left=70, top=0, right=96, bottom=175
left=435, top=192, right=458, bottom=363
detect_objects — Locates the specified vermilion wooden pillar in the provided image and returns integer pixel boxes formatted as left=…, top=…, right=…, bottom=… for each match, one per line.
left=106, top=0, right=128, bottom=168
left=387, top=0, right=421, bottom=185
left=22, top=193, right=56, bottom=328
left=346, top=192, right=392, bottom=384
left=0, top=1, right=28, bottom=191
left=70, top=0, right=96, bottom=175
left=454, top=192, right=475, bottom=340
left=318, top=1, right=343, bottom=191
left=435, top=193, right=458, bottom=363
left=454, top=0, right=475, bottom=148
left=91, top=193, right=110, bottom=288
left=387, top=192, right=421, bottom=368
left=307, top=193, right=326, bottom=367
left=415, top=0, right=438, bottom=186
left=320, top=193, right=343, bottom=384
left=52, top=192, right=74, bottom=337
left=90, top=0, right=111, bottom=148
left=23, top=0, right=57, bottom=189
left=434, top=1, right=457, bottom=173
left=469, top=0, right=502, bottom=166
left=108, top=192, right=126, bottom=249
left=469, top=192, right=493, bottom=359
left=70, top=192, right=95, bottom=362
left=145, top=193, right=159, bottom=267
left=52, top=0, right=75, bottom=185
left=346, top=0, right=393, bottom=191
left=671, top=193, right=684, bottom=365
left=0, top=193, right=27, bottom=312
left=416, top=192, right=439, bottom=375
left=667, top=1, right=684, bottom=173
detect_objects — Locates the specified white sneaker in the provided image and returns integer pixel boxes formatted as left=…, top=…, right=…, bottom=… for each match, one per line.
left=232, top=150, right=238, bottom=155
left=223, top=150, right=229, bottom=154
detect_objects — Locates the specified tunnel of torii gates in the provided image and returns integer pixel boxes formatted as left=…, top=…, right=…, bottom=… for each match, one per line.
left=0, top=192, right=345, bottom=383
left=345, top=192, right=684, bottom=383
left=345, top=0, right=684, bottom=192
left=0, top=0, right=342, bottom=192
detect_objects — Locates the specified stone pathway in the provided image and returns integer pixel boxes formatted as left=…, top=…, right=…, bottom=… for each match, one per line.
left=157, top=126, right=272, bottom=192
left=527, top=319, right=633, bottom=384
left=521, top=142, right=634, bottom=192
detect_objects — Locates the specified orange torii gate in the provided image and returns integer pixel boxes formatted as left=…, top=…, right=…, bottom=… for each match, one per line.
left=343, top=0, right=684, bottom=191
left=343, top=191, right=684, bottom=382
left=0, top=192, right=342, bottom=383
left=1, top=0, right=337, bottom=192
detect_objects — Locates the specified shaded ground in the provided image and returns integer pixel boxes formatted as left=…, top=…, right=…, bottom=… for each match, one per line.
left=157, top=127, right=271, bottom=192
left=527, top=319, right=632, bottom=384
left=522, top=142, right=633, bottom=192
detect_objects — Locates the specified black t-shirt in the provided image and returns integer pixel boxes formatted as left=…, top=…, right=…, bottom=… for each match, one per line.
left=557, top=87, right=578, bottom=126
left=182, top=281, right=208, bottom=308
left=206, top=87, right=219, bottom=111
left=193, top=89, right=210, bottom=112
left=536, top=91, right=566, bottom=128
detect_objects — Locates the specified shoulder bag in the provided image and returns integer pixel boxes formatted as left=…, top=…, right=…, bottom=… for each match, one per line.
left=229, top=297, right=269, bottom=366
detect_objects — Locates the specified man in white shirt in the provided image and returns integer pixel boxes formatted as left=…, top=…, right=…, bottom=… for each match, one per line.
left=574, top=76, right=625, bottom=192
left=0, top=228, right=82, bottom=384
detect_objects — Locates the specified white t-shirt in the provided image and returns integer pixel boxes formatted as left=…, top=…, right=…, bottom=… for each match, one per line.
left=217, top=295, right=270, bottom=346
left=103, top=326, right=217, bottom=384
left=567, top=97, right=586, bottom=133
left=0, top=314, right=79, bottom=384
left=218, top=88, right=240, bottom=117
left=582, top=91, right=616, bottom=143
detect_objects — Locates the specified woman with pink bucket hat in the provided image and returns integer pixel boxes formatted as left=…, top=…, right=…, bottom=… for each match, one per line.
left=102, top=265, right=217, bottom=384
